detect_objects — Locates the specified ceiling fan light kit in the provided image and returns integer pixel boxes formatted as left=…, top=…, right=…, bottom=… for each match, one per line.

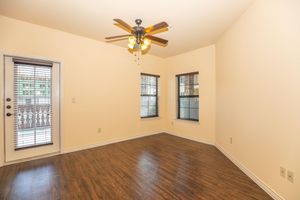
left=105, top=18, right=169, bottom=59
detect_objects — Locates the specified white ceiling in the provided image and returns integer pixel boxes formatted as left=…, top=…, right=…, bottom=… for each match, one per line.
left=0, top=0, right=253, bottom=58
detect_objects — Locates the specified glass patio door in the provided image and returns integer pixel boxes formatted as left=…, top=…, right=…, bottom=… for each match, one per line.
left=4, top=55, right=60, bottom=162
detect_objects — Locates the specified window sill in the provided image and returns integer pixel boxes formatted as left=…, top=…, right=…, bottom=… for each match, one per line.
left=175, top=118, right=200, bottom=124
left=141, top=116, right=160, bottom=120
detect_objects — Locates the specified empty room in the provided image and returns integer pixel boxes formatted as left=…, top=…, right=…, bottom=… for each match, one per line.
left=0, top=0, right=299, bottom=199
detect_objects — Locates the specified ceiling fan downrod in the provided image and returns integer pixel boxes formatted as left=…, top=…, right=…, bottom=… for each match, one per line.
left=134, top=19, right=144, bottom=44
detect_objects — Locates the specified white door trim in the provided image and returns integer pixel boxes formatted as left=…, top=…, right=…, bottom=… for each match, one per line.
left=1, top=53, right=63, bottom=165
left=0, top=54, right=4, bottom=168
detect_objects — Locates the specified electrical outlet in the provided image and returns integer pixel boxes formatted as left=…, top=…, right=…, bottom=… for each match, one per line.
left=97, top=128, right=102, bottom=133
left=287, top=170, right=294, bottom=183
left=280, top=167, right=286, bottom=178
left=71, top=98, right=76, bottom=103
left=230, top=137, right=233, bottom=144
left=171, top=121, right=174, bottom=126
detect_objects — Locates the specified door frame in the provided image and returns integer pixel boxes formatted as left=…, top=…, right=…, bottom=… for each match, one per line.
left=1, top=53, right=63, bottom=166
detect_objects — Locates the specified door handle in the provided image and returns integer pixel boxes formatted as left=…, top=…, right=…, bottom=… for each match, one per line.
left=6, top=113, right=12, bottom=117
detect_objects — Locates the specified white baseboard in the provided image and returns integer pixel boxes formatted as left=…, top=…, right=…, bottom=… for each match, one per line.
left=62, top=132, right=162, bottom=154
left=216, top=144, right=285, bottom=200
left=166, top=131, right=215, bottom=146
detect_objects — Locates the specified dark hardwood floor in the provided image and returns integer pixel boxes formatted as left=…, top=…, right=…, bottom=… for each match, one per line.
left=0, top=133, right=272, bottom=200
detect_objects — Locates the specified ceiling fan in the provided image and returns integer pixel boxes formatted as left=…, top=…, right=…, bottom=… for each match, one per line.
left=105, top=19, right=169, bottom=53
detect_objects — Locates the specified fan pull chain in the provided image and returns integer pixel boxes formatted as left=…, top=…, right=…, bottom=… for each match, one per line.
left=134, top=50, right=141, bottom=65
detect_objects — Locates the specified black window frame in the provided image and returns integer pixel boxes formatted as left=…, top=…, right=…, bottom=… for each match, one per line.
left=176, top=72, right=199, bottom=122
left=140, top=73, right=160, bottom=118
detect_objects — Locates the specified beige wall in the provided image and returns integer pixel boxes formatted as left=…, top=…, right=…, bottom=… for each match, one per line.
left=164, top=46, right=216, bottom=144
left=0, top=15, right=167, bottom=166
left=216, top=1, right=300, bottom=199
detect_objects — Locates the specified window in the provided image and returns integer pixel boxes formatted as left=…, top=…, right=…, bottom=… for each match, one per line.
left=177, top=72, right=199, bottom=121
left=140, top=73, right=159, bottom=118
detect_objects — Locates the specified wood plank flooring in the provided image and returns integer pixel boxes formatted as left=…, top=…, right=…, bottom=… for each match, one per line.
left=0, top=133, right=273, bottom=200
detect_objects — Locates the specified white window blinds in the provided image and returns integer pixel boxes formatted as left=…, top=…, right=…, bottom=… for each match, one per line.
left=13, top=62, right=53, bottom=150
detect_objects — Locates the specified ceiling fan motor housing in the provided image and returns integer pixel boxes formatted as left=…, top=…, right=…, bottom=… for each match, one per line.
left=133, top=25, right=145, bottom=44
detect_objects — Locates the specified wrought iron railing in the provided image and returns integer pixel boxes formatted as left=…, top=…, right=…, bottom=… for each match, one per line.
left=16, top=104, right=51, bottom=130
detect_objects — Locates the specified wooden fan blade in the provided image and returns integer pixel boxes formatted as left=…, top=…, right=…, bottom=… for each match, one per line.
left=146, top=27, right=169, bottom=35
left=145, top=22, right=169, bottom=33
left=113, top=19, right=133, bottom=33
left=145, top=35, right=168, bottom=46
left=106, top=37, right=129, bottom=43
left=105, top=34, right=131, bottom=40
left=114, top=23, right=133, bottom=33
